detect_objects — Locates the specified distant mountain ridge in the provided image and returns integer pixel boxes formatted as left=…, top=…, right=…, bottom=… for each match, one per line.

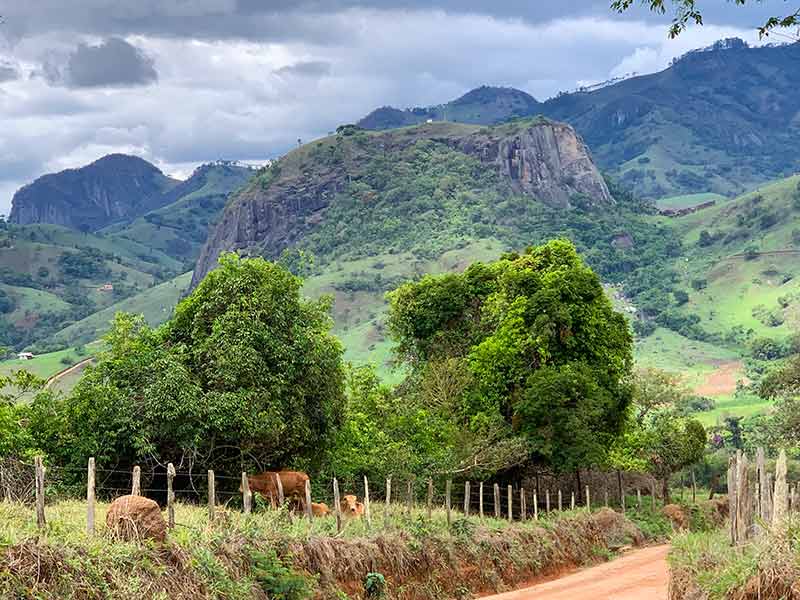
left=9, top=154, right=179, bottom=231
left=359, top=39, right=800, bottom=199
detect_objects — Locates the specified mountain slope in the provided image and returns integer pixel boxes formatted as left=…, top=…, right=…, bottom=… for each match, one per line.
left=193, top=117, right=615, bottom=286
left=359, top=39, right=800, bottom=199
left=9, top=154, right=179, bottom=231
left=104, top=162, right=255, bottom=266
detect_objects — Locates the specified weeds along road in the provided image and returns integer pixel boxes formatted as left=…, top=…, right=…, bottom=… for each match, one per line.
left=484, top=544, right=669, bottom=600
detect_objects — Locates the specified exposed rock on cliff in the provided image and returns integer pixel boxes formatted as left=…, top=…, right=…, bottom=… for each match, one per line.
left=192, top=118, right=612, bottom=287
left=9, top=154, right=178, bottom=231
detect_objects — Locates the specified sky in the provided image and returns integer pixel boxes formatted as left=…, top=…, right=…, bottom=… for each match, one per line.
left=0, top=0, right=783, bottom=214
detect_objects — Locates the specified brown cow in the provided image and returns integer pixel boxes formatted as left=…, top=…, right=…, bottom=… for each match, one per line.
left=243, top=471, right=310, bottom=511
left=340, top=494, right=365, bottom=517
left=311, top=502, right=331, bottom=517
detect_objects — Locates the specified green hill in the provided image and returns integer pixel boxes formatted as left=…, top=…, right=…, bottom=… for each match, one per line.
left=104, top=162, right=254, bottom=268
left=46, top=271, right=193, bottom=349
left=360, top=40, right=800, bottom=200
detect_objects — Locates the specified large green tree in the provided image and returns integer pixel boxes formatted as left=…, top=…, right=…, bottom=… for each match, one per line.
left=30, top=253, right=346, bottom=475
left=388, top=239, right=634, bottom=477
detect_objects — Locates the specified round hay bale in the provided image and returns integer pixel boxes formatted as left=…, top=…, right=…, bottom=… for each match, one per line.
left=662, top=504, right=689, bottom=530
left=106, top=495, right=167, bottom=542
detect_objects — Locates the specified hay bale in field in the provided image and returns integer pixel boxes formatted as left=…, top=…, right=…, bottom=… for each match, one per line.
left=106, top=495, right=167, bottom=542
left=593, top=507, right=644, bottom=547
left=663, top=504, right=689, bottom=530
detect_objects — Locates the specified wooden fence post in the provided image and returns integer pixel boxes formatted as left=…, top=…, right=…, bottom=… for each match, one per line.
left=507, top=484, right=513, bottom=522
left=333, top=478, right=343, bottom=533
left=464, top=481, right=470, bottom=516
left=637, top=489, right=642, bottom=511
left=35, top=456, right=45, bottom=530
left=86, top=457, right=95, bottom=536
left=385, top=477, right=392, bottom=529
left=426, top=479, right=433, bottom=520
left=728, top=455, right=738, bottom=546
left=546, top=489, right=550, bottom=513
left=558, top=489, right=563, bottom=512
left=604, top=489, right=609, bottom=508
left=407, top=480, right=414, bottom=516
left=167, top=463, right=176, bottom=529
left=533, top=490, right=539, bottom=520
left=242, top=472, right=252, bottom=515
left=479, top=482, right=484, bottom=519
left=520, top=488, right=526, bottom=521
left=305, top=479, right=313, bottom=524
left=651, top=480, right=656, bottom=511
left=494, top=483, right=500, bottom=519
left=585, top=485, right=590, bottom=512
left=362, top=476, right=371, bottom=527
left=131, top=465, right=141, bottom=496
left=446, top=479, right=452, bottom=527
left=208, top=470, right=216, bottom=522
left=571, top=491, right=575, bottom=511
left=275, top=473, right=285, bottom=507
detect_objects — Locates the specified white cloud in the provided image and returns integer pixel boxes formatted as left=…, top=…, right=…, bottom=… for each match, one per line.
left=0, top=6, right=764, bottom=213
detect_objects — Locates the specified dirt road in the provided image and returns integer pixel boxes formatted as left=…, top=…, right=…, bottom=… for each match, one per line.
left=484, top=544, right=669, bottom=600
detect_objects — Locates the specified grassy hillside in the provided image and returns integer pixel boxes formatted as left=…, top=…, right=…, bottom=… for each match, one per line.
left=46, top=272, right=192, bottom=349
left=105, top=163, right=254, bottom=267
left=0, top=223, right=185, bottom=351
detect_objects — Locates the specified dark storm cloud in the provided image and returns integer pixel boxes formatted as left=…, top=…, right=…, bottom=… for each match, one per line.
left=50, top=37, right=158, bottom=88
left=0, top=0, right=779, bottom=42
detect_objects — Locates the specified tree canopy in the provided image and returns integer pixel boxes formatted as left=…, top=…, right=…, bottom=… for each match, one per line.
left=30, top=253, right=346, bottom=475
left=612, top=0, right=799, bottom=38
left=387, top=239, right=634, bottom=475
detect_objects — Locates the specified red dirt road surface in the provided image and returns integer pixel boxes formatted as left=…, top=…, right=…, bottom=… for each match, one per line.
left=484, top=544, right=669, bottom=600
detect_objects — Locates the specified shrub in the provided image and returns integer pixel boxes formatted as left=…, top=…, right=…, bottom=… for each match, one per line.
left=251, top=549, right=313, bottom=600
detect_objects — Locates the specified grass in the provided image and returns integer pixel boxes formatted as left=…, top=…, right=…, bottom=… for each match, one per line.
left=0, top=498, right=655, bottom=600
left=0, top=343, right=100, bottom=381
left=47, top=272, right=193, bottom=349
left=657, top=192, right=728, bottom=210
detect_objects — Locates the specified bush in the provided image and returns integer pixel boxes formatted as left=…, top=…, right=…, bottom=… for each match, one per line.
left=674, top=290, right=689, bottom=306
left=251, top=549, right=313, bottom=600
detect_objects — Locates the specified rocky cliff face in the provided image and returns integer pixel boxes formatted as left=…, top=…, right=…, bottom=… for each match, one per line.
left=9, top=154, right=177, bottom=231
left=192, top=119, right=612, bottom=287
left=461, top=121, right=612, bottom=207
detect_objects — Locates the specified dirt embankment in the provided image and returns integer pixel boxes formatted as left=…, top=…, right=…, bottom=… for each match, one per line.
left=291, top=508, right=645, bottom=599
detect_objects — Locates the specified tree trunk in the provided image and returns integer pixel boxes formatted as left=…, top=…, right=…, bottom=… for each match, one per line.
left=662, top=478, right=670, bottom=505
left=575, top=469, right=583, bottom=505
left=617, top=470, right=624, bottom=504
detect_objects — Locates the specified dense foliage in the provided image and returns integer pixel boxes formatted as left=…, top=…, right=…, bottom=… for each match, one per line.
left=28, top=254, right=346, bottom=475
left=387, top=239, right=635, bottom=475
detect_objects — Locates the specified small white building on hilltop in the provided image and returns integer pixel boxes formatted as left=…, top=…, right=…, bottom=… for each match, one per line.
left=17, top=352, right=34, bottom=360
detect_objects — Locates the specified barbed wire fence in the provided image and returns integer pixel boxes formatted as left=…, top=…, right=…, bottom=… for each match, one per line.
left=1, top=455, right=756, bottom=538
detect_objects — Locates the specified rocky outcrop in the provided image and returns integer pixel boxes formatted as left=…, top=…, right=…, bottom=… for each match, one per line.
left=462, top=121, right=613, bottom=208
left=192, top=119, right=612, bottom=287
left=9, top=154, right=177, bottom=232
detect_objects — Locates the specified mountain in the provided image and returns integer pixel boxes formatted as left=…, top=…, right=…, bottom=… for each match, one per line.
left=359, top=39, right=800, bottom=199
left=192, top=117, right=615, bottom=286
left=0, top=160, right=253, bottom=351
left=359, top=86, right=540, bottom=129
left=9, top=154, right=179, bottom=231
left=104, top=162, right=255, bottom=267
